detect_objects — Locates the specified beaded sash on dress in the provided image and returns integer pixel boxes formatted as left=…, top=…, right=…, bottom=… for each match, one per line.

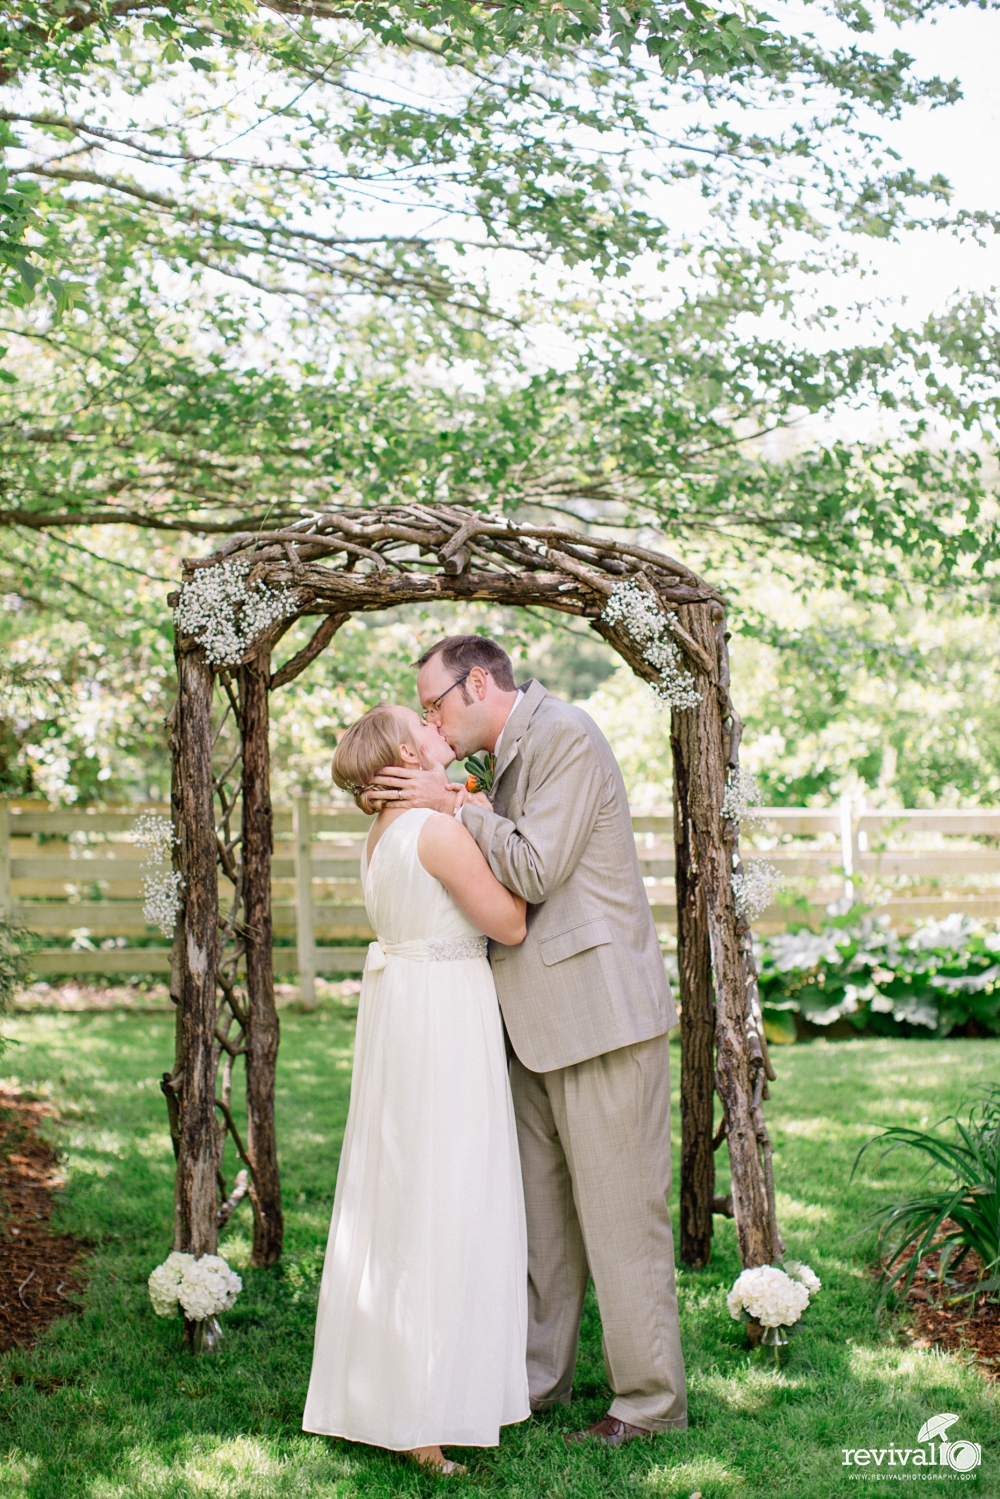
left=364, top=935, right=488, bottom=971
left=426, top=936, right=488, bottom=961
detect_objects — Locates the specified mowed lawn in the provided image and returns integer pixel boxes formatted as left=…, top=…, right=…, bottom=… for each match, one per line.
left=0, top=1003, right=997, bottom=1499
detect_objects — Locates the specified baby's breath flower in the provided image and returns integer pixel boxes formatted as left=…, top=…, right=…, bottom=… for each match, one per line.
left=133, top=814, right=176, bottom=858
left=143, top=869, right=185, bottom=937
left=721, top=769, right=765, bottom=827
left=174, top=557, right=299, bottom=667
left=133, top=815, right=183, bottom=937
left=601, top=580, right=701, bottom=711
left=731, top=859, right=783, bottom=922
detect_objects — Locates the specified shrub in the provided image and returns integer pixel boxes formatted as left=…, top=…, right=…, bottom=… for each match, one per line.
left=756, top=913, right=1000, bottom=1041
left=0, top=915, right=40, bottom=1061
left=854, top=1086, right=1000, bottom=1309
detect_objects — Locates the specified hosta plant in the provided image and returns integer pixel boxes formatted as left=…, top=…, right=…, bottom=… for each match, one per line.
left=756, top=914, right=1000, bottom=1041
left=855, top=1086, right=1000, bottom=1311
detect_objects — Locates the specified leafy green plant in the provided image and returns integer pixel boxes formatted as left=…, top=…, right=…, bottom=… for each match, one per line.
left=463, top=753, right=496, bottom=794
left=756, top=914, right=1000, bottom=1042
left=0, top=913, right=38, bottom=1061
left=855, top=1087, right=1000, bottom=1311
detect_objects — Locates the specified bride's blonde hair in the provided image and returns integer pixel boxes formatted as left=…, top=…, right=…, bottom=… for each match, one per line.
left=332, top=705, right=428, bottom=816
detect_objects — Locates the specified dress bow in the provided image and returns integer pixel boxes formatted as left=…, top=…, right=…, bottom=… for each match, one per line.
left=365, top=940, right=387, bottom=973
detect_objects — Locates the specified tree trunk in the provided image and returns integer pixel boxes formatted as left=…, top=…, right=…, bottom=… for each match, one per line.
left=174, top=646, right=221, bottom=1257
left=672, top=706, right=716, bottom=1269
left=673, top=601, right=773, bottom=1269
left=240, top=650, right=284, bottom=1265
left=164, top=698, right=186, bottom=1248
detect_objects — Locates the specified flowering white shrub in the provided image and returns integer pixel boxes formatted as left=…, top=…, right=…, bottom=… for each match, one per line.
left=726, top=1262, right=819, bottom=1327
left=148, top=1251, right=194, bottom=1317
left=721, top=769, right=765, bottom=826
left=601, top=580, right=701, bottom=711
left=174, top=556, right=299, bottom=666
left=148, top=1251, right=242, bottom=1320
left=731, top=859, right=784, bottom=922
left=133, top=814, right=184, bottom=938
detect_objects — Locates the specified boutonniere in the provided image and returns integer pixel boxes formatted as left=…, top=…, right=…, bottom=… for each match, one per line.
left=464, top=752, right=496, bottom=794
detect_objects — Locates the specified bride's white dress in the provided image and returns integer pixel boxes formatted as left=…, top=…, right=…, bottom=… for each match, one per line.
left=302, top=807, right=530, bottom=1450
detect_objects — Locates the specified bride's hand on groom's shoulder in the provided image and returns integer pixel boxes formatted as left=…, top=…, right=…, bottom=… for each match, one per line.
left=367, top=764, right=461, bottom=814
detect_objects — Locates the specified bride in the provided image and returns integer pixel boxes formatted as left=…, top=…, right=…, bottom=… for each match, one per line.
left=302, top=703, right=530, bottom=1474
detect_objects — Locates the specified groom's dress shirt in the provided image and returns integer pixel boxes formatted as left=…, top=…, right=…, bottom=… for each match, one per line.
left=458, top=678, right=676, bottom=1072
left=492, top=689, right=524, bottom=759
left=456, top=690, right=524, bottom=821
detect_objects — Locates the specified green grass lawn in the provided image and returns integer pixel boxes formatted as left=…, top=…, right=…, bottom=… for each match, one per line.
left=0, top=1005, right=997, bottom=1499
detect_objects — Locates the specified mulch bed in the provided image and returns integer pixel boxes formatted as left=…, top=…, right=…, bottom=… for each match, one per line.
left=899, top=1234, right=1000, bottom=1379
left=0, top=1087, right=86, bottom=1351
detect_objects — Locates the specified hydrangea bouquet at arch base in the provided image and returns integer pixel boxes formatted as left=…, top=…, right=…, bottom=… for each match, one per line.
left=727, top=1260, right=822, bottom=1363
left=148, top=1251, right=242, bottom=1353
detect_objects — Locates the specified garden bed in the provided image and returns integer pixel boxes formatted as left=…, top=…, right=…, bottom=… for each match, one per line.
left=0, top=1087, right=85, bottom=1351
left=902, top=1236, right=1000, bottom=1379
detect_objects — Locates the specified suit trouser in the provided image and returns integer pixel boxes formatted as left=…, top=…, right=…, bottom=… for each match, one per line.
left=509, top=1029, right=687, bottom=1432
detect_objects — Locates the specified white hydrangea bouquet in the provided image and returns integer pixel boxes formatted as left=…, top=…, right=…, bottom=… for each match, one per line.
left=727, top=1260, right=821, bottom=1362
left=149, top=1251, right=242, bottom=1353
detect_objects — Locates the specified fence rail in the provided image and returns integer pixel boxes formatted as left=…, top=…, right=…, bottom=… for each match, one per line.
left=2, top=796, right=999, bottom=991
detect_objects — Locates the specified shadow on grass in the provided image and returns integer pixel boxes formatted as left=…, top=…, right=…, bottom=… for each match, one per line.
left=1, top=1014, right=997, bottom=1499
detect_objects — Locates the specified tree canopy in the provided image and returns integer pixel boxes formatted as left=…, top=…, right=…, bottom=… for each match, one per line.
left=0, top=0, right=997, bottom=819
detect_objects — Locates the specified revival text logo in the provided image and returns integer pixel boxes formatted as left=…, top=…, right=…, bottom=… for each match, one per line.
left=842, top=1413, right=981, bottom=1479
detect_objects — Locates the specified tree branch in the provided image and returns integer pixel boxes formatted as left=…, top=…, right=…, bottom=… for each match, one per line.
left=0, top=507, right=298, bottom=534
left=270, top=612, right=349, bottom=688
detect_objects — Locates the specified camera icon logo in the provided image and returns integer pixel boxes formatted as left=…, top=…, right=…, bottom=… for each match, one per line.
left=942, top=1438, right=982, bottom=1473
left=917, top=1414, right=982, bottom=1471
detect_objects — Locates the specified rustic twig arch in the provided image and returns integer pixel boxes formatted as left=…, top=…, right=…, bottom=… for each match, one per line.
left=164, top=503, right=782, bottom=1305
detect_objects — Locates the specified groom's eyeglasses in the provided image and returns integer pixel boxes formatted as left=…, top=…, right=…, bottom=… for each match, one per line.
left=421, top=671, right=474, bottom=723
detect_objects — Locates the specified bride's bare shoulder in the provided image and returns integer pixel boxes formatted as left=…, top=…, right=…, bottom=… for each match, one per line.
left=417, top=811, right=474, bottom=869
left=418, top=810, right=466, bottom=845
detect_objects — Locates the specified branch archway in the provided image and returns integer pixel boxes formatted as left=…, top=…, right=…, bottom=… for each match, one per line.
left=164, top=504, right=782, bottom=1295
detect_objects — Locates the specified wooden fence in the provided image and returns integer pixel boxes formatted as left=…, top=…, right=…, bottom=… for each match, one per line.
left=2, top=798, right=999, bottom=998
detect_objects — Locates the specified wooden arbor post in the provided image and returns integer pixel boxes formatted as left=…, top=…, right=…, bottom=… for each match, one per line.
left=171, top=647, right=222, bottom=1258
left=671, top=599, right=780, bottom=1270
left=166, top=635, right=284, bottom=1267
left=165, top=507, right=781, bottom=1276
left=239, top=648, right=284, bottom=1265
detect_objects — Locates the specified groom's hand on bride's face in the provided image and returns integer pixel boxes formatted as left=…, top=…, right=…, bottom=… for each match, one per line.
left=367, top=765, right=461, bottom=815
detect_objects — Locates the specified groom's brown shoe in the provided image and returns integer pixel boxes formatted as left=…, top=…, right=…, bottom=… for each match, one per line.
left=564, top=1415, right=653, bottom=1447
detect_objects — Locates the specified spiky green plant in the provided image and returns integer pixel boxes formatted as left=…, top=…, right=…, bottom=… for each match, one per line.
left=855, top=1087, right=1000, bottom=1310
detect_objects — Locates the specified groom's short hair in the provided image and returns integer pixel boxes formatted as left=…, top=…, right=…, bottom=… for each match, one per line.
left=414, top=635, right=517, bottom=695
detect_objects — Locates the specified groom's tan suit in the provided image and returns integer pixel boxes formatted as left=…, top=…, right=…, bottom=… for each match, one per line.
left=460, top=678, right=687, bottom=1432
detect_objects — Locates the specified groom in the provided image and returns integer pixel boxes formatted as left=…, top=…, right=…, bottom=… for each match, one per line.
left=372, top=634, right=687, bottom=1442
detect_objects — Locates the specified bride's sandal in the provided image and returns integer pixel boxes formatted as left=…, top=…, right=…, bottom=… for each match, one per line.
left=405, top=1449, right=467, bottom=1477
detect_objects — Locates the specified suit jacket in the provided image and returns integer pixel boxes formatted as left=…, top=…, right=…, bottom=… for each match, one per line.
left=460, top=678, right=677, bottom=1072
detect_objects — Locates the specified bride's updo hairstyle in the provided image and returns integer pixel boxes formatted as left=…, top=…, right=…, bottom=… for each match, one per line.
left=332, top=705, right=419, bottom=816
